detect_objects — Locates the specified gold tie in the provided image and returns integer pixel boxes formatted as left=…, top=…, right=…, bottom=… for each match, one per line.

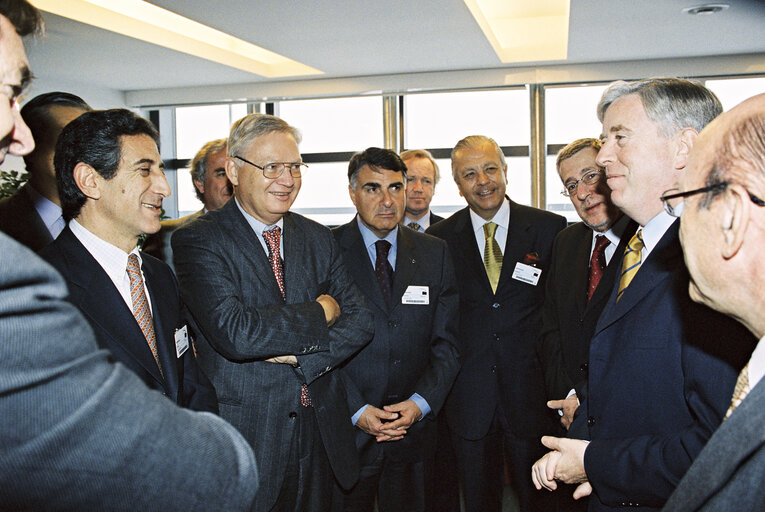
left=617, top=230, right=644, bottom=302
left=725, top=363, right=750, bottom=420
left=483, top=222, right=503, bottom=293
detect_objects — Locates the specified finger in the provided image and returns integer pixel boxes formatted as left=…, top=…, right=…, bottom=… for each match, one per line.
left=547, top=399, right=565, bottom=410
left=541, top=436, right=561, bottom=451
left=573, top=482, right=592, bottom=500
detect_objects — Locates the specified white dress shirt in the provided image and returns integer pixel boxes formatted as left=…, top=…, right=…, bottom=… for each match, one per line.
left=469, top=198, right=510, bottom=259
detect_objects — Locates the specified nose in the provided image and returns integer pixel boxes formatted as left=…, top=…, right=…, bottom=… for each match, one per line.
left=595, top=141, right=613, bottom=168
left=276, top=167, right=296, bottom=186
left=8, top=103, right=34, bottom=157
left=575, top=180, right=593, bottom=200
left=410, top=179, right=422, bottom=192
left=381, top=189, right=393, bottom=206
left=476, top=169, right=489, bottom=185
left=155, top=170, right=172, bottom=198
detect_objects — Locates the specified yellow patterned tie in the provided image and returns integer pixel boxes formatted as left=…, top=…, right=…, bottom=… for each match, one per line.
left=483, top=222, right=503, bottom=293
left=616, top=230, right=644, bottom=302
left=725, top=363, right=750, bottom=420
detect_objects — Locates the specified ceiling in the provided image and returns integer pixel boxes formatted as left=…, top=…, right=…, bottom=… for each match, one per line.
left=24, top=0, right=765, bottom=97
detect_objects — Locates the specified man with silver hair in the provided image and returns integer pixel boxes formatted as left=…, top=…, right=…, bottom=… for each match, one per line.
left=400, top=149, right=444, bottom=231
left=143, top=138, right=231, bottom=267
left=172, top=113, right=374, bottom=512
left=532, top=78, right=752, bottom=512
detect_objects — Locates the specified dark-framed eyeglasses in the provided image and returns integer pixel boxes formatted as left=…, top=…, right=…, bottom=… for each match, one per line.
left=561, top=169, right=604, bottom=197
left=233, top=155, right=307, bottom=179
left=661, top=182, right=765, bottom=217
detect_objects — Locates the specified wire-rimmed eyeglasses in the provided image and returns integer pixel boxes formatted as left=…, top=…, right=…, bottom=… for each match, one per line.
left=560, top=169, right=604, bottom=197
left=233, top=155, right=307, bottom=179
left=661, top=182, right=765, bottom=217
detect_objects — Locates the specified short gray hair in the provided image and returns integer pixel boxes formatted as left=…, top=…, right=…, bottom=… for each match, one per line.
left=190, top=138, right=226, bottom=202
left=597, top=78, right=722, bottom=137
left=400, top=149, right=440, bottom=185
left=451, top=135, right=506, bottom=180
left=228, top=113, right=302, bottom=158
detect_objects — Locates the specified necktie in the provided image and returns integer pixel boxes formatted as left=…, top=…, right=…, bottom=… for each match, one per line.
left=263, top=227, right=285, bottom=299
left=126, top=253, right=163, bottom=377
left=407, top=222, right=422, bottom=232
left=374, top=240, right=394, bottom=306
left=586, top=235, right=611, bottom=302
left=483, top=222, right=503, bottom=293
left=725, top=363, right=750, bottom=419
left=616, top=230, right=644, bottom=302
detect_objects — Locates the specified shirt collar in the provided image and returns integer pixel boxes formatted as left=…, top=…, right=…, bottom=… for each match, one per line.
left=357, top=215, right=398, bottom=250
left=235, top=197, right=283, bottom=234
left=26, top=184, right=62, bottom=230
left=597, top=213, right=630, bottom=247
left=640, top=210, right=677, bottom=255
left=469, top=197, right=510, bottom=234
left=69, top=218, right=140, bottom=283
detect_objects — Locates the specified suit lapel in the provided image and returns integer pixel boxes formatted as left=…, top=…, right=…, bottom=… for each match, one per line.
left=283, top=213, right=308, bottom=303
left=338, top=219, right=388, bottom=312
left=143, top=260, right=179, bottom=401
left=583, top=219, right=638, bottom=315
left=571, top=226, right=594, bottom=318
left=391, top=227, right=417, bottom=312
left=453, top=208, right=494, bottom=295
left=497, top=200, right=533, bottom=295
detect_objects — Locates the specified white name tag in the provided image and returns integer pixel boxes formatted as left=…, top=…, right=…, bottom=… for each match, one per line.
left=402, top=285, right=429, bottom=305
left=175, top=325, right=190, bottom=358
left=512, top=262, right=542, bottom=286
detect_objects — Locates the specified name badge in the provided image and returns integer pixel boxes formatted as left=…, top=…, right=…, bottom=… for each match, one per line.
left=175, top=325, right=190, bottom=358
left=402, top=285, right=429, bottom=305
left=512, top=262, right=542, bottom=286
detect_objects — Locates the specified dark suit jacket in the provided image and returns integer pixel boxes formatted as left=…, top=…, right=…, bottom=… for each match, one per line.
left=571, top=221, right=752, bottom=511
left=662, top=376, right=765, bottom=512
left=0, top=184, right=53, bottom=252
left=172, top=199, right=374, bottom=510
left=333, top=220, right=460, bottom=464
left=430, top=212, right=445, bottom=225
left=1, top=231, right=259, bottom=510
left=40, top=227, right=218, bottom=413
left=142, top=209, right=203, bottom=271
left=537, top=218, right=637, bottom=403
left=427, top=199, right=567, bottom=440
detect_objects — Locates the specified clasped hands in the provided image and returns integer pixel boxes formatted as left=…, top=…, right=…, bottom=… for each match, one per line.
left=356, top=399, right=422, bottom=442
left=265, top=294, right=342, bottom=364
left=531, top=436, right=592, bottom=500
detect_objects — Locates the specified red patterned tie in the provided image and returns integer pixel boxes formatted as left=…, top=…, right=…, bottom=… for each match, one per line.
left=586, top=235, right=611, bottom=302
left=262, top=227, right=285, bottom=299
left=127, top=253, right=163, bottom=377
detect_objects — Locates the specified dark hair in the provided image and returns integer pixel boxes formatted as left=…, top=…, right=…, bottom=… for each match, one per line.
left=21, top=92, right=91, bottom=156
left=56, top=109, right=160, bottom=221
left=0, top=0, right=43, bottom=37
left=348, top=147, right=408, bottom=188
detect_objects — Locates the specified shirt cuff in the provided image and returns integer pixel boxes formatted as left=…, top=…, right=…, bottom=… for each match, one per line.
left=410, top=393, right=430, bottom=420
left=351, top=404, right=369, bottom=426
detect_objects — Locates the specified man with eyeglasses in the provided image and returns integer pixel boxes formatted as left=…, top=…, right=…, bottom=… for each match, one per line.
left=660, top=92, right=765, bottom=512
left=532, top=79, right=752, bottom=512
left=172, top=113, right=374, bottom=512
left=428, top=135, right=566, bottom=512
left=537, top=138, right=635, bottom=432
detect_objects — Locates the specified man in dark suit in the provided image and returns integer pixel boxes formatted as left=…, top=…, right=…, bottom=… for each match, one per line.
left=401, top=149, right=444, bottom=231
left=0, top=91, right=90, bottom=251
left=532, top=79, right=752, bottom=512
left=662, top=92, right=765, bottom=511
left=537, top=138, right=635, bottom=431
left=0, top=3, right=259, bottom=509
left=40, top=108, right=217, bottom=413
left=332, top=147, right=460, bottom=511
left=172, top=113, right=375, bottom=512
left=143, top=137, right=231, bottom=270
left=428, top=135, right=567, bottom=512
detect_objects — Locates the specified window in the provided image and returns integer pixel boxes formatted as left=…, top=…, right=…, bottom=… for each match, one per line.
left=705, top=76, right=765, bottom=111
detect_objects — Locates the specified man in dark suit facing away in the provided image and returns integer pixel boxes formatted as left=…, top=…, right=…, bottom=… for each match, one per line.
left=532, top=79, right=752, bottom=512
left=40, top=108, right=218, bottom=412
left=427, top=135, right=567, bottom=512
left=401, top=149, right=444, bottom=231
left=332, top=147, right=460, bottom=511
left=0, top=91, right=90, bottom=251
left=172, top=113, right=375, bottom=512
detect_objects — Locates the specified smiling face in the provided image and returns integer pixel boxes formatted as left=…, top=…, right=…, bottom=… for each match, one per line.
left=194, top=148, right=231, bottom=211
left=227, top=130, right=301, bottom=225
left=95, top=134, right=170, bottom=251
left=452, top=141, right=508, bottom=220
left=559, top=146, right=620, bottom=232
left=597, top=94, right=681, bottom=226
left=0, top=15, right=34, bottom=164
left=349, top=164, right=405, bottom=238
left=404, top=156, right=436, bottom=219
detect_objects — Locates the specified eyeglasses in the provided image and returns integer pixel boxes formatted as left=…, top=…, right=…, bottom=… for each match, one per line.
left=561, top=169, right=604, bottom=197
left=661, top=182, right=765, bottom=217
left=233, top=155, right=307, bottom=179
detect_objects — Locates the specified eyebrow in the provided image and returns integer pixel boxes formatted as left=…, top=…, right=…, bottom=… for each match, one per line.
left=132, top=158, right=162, bottom=168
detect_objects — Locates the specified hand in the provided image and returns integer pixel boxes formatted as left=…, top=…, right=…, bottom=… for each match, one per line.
left=547, top=394, right=579, bottom=430
left=531, top=449, right=562, bottom=491
left=540, top=436, right=589, bottom=485
left=574, top=481, right=593, bottom=500
left=378, top=399, right=422, bottom=441
left=356, top=405, right=404, bottom=442
left=316, top=294, right=341, bottom=327
left=264, top=355, right=298, bottom=365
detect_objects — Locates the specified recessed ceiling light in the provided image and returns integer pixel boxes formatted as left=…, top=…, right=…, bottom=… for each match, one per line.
left=30, top=0, right=322, bottom=78
left=682, top=4, right=730, bottom=16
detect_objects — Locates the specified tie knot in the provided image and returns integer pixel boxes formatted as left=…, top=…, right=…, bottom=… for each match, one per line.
left=407, top=222, right=422, bottom=232
left=483, top=222, right=498, bottom=239
left=127, top=253, right=141, bottom=274
left=263, top=226, right=281, bottom=252
left=593, top=234, right=611, bottom=253
left=375, top=239, right=391, bottom=260
left=628, top=230, right=644, bottom=253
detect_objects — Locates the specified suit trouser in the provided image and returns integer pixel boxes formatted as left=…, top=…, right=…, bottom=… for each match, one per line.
left=271, top=405, right=335, bottom=512
left=451, top=409, right=558, bottom=512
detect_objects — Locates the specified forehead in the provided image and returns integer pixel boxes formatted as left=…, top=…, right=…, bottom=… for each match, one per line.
left=602, top=94, right=650, bottom=128
left=453, top=142, right=500, bottom=168
left=205, top=148, right=227, bottom=167
left=358, top=164, right=403, bottom=183
left=0, top=20, right=29, bottom=85
left=118, top=134, right=160, bottom=164
left=559, top=147, right=599, bottom=179
left=244, top=131, right=299, bottom=158
left=404, top=157, right=435, bottom=177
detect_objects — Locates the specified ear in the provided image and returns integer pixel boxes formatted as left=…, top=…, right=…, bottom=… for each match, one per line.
left=73, top=162, right=101, bottom=200
left=673, top=128, right=698, bottom=171
left=193, top=178, right=205, bottom=195
left=225, top=158, right=239, bottom=187
left=720, top=185, right=750, bottom=260
left=348, top=183, right=357, bottom=207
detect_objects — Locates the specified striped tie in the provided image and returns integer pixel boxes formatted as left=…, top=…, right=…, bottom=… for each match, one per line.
left=127, top=253, right=163, bottom=377
left=483, top=222, right=503, bottom=293
left=725, top=363, right=750, bottom=420
left=616, top=230, right=644, bottom=302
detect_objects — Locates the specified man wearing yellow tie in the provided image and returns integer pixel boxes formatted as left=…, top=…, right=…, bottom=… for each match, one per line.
left=428, top=135, right=566, bottom=512
left=531, top=79, right=753, bottom=512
